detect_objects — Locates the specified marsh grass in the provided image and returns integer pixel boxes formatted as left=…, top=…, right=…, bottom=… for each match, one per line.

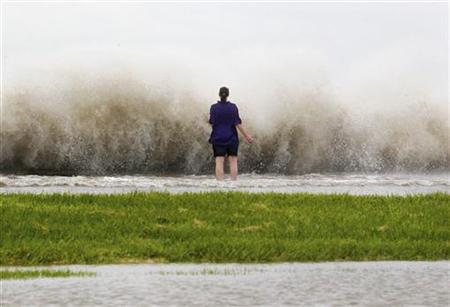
left=0, top=192, right=448, bottom=265
left=0, top=269, right=95, bottom=280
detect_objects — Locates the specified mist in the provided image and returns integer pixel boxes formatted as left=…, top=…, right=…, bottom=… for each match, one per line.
left=1, top=3, right=448, bottom=174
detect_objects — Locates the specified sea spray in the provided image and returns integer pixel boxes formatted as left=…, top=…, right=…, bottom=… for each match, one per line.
left=1, top=51, right=448, bottom=175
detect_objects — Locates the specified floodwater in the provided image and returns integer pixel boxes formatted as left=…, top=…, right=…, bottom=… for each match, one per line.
left=0, top=173, right=448, bottom=195
left=1, top=262, right=448, bottom=306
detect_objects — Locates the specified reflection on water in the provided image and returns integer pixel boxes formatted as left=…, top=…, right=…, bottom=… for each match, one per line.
left=1, top=262, right=448, bottom=306
left=0, top=173, right=449, bottom=195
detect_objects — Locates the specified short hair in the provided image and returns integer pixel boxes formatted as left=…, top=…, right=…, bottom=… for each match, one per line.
left=219, top=86, right=229, bottom=96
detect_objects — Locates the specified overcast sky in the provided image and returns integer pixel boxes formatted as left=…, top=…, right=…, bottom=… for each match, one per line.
left=2, top=2, right=448, bottom=103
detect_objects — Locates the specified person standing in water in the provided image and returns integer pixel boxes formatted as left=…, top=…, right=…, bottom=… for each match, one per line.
left=208, top=86, right=254, bottom=180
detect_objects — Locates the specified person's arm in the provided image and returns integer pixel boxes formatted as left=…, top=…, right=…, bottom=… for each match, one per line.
left=236, top=124, right=254, bottom=143
left=233, top=105, right=253, bottom=143
left=209, top=105, right=215, bottom=125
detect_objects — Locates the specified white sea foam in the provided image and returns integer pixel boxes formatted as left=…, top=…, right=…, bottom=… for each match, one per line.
left=1, top=173, right=448, bottom=195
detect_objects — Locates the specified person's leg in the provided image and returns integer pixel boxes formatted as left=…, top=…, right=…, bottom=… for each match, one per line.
left=228, top=156, right=238, bottom=180
left=215, top=157, right=225, bottom=180
left=227, top=143, right=239, bottom=180
left=213, top=145, right=226, bottom=180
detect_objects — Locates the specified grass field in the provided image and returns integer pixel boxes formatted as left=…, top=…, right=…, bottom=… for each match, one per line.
left=0, top=192, right=448, bottom=265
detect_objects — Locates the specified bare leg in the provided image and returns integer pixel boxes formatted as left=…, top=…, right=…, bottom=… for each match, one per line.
left=215, top=156, right=225, bottom=180
left=229, top=155, right=238, bottom=180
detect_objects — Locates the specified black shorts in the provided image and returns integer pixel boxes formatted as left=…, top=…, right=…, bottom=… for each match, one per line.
left=212, top=143, right=239, bottom=157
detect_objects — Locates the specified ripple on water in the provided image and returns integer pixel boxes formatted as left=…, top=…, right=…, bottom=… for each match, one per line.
left=1, top=262, right=449, bottom=306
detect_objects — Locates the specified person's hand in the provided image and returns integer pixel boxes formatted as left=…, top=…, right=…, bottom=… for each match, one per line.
left=245, top=134, right=254, bottom=144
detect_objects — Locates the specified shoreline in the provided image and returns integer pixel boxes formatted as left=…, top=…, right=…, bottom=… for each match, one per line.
left=1, top=174, right=449, bottom=195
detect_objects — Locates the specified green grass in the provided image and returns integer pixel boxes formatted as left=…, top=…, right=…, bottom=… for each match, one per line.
left=0, top=269, right=95, bottom=279
left=0, top=192, right=448, bottom=265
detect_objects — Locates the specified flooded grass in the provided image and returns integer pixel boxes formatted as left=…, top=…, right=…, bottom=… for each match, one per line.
left=157, top=267, right=265, bottom=276
left=0, top=192, right=448, bottom=265
left=0, top=269, right=95, bottom=280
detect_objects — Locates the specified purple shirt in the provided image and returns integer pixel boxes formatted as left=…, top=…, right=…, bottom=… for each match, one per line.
left=208, top=100, right=242, bottom=145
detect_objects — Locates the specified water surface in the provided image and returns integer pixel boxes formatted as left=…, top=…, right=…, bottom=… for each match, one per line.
left=1, top=173, right=448, bottom=195
left=1, top=262, right=448, bottom=306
